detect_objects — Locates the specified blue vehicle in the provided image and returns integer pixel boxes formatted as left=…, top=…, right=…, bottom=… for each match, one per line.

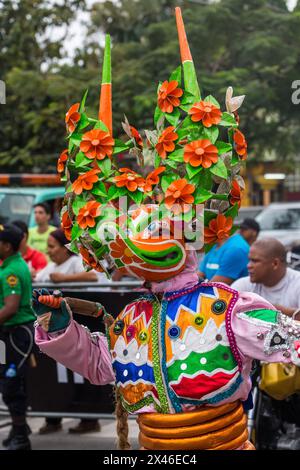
left=0, top=176, right=65, bottom=227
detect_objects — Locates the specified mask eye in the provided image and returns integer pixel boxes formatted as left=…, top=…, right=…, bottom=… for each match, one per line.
left=147, top=221, right=158, bottom=233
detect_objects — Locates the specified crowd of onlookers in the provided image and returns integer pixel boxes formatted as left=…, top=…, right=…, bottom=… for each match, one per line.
left=11, top=202, right=106, bottom=286
left=7, top=203, right=104, bottom=436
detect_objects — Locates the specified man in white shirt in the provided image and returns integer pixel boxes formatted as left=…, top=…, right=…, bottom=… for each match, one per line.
left=232, top=238, right=300, bottom=316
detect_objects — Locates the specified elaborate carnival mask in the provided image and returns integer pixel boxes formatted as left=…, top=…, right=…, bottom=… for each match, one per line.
left=59, top=7, right=247, bottom=282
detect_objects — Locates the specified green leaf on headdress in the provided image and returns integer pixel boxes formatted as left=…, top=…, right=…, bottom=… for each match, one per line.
left=165, top=160, right=178, bottom=169
left=161, top=174, right=177, bottom=192
left=204, top=95, right=220, bottom=108
left=154, top=106, right=164, bottom=127
left=220, top=112, right=238, bottom=127
left=165, top=108, right=181, bottom=127
left=92, top=181, right=107, bottom=197
left=72, top=197, right=87, bottom=216
left=77, top=113, right=90, bottom=131
left=200, top=169, right=213, bottom=190
left=69, top=133, right=82, bottom=148
left=71, top=223, right=83, bottom=239
left=186, top=164, right=203, bottom=179
left=113, top=139, right=130, bottom=155
left=194, top=187, right=212, bottom=204
left=182, top=209, right=193, bottom=222
left=202, top=126, right=219, bottom=143
left=168, top=148, right=184, bottom=162
left=79, top=89, right=88, bottom=113
left=129, top=190, right=144, bottom=205
left=204, top=210, right=217, bottom=225
left=225, top=202, right=239, bottom=220
left=169, top=66, right=182, bottom=85
left=69, top=240, right=79, bottom=254
left=107, top=185, right=120, bottom=200
left=181, top=91, right=196, bottom=106
left=97, top=158, right=112, bottom=177
left=154, top=153, right=161, bottom=168
left=210, top=159, right=228, bottom=179
left=231, top=154, right=240, bottom=165
left=75, top=151, right=92, bottom=168
left=215, top=141, right=233, bottom=155
left=94, top=120, right=109, bottom=132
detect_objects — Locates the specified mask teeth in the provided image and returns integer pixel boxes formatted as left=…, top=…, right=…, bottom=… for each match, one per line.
left=175, top=7, right=201, bottom=100
left=98, top=34, right=113, bottom=135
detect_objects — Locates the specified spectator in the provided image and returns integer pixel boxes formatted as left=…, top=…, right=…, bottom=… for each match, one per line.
left=232, top=237, right=300, bottom=445
left=0, top=224, right=35, bottom=450
left=34, top=229, right=98, bottom=284
left=198, top=218, right=260, bottom=285
left=12, top=220, right=47, bottom=279
left=28, top=203, right=56, bottom=256
left=231, top=238, right=300, bottom=316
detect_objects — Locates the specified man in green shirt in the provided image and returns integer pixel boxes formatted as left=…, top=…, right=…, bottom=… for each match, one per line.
left=28, top=202, right=56, bottom=256
left=0, top=224, right=35, bottom=450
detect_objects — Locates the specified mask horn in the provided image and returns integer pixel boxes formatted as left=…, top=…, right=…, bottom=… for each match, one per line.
left=175, top=7, right=200, bottom=100
left=98, top=34, right=113, bottom=135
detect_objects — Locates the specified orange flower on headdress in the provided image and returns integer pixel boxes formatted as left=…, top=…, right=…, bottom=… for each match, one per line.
left=61, top=210, right=72, bottom=240
left=188, top=101, right=222, bottom=127
left=130, top=126, right=143, bottom=147
left=80, top=129, right=115, bottom=160
left=155, top=127, right=178, bottom=159
left=57, top=149, right=68, bottom=174
left=184, top=139, right=218, bottom=168
left=164, top=178, right=195, bottom=214
left=77, top=200, right=101, bottom=229
left=114, top=168, right=145, bottom=192
left=229, top=180, right=242, bottom=208
left=233, top=129, right=247, bottom=159
left=204, top=214, right=233, bottom=245
left=158, top=80, right=183, bottom=114
left=109, top=237, right=140, bottom=265
left=79, top=246, right=98, bottom=269
left=143, top=167, right=166, bottom=192
left=65, top=103, right=80, bottom=134
left=72, top=168, right=100, bottom=195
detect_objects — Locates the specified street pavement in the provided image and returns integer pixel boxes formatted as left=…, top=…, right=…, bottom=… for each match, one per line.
left=0, top=413, right=140, bottom=450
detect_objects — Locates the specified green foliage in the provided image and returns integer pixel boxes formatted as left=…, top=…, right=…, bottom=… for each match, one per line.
left=1, top=0, right=300, bottom=171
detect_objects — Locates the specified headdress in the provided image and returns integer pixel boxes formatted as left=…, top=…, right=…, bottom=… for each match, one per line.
left=59, top=7, right=247, bottom=281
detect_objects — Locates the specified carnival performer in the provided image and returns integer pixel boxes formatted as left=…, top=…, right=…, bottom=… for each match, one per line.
left=33, top=7, right=300, bottom=450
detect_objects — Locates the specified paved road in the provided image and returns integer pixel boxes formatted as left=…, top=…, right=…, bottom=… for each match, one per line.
left=0, top=413, right=140, bottom=450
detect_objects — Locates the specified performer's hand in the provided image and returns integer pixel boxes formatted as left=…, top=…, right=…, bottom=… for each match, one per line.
left=32, top=288, right=72, bottom=333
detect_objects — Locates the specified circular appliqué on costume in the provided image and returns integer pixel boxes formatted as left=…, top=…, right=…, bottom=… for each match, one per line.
left=168, top=325, right=181, bottom=339
left=194, top=315, right=204, bottom=326
left=139, top=329, right=149, bottom=344
left=212, top=300, right=227, bottom=315
left=113, top=320, right=125, bottom=335
left=126, top=325, right=136, bottom=339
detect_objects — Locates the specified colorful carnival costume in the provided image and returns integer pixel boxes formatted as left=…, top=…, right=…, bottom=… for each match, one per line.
left=33, top=8, right=300, bottom=450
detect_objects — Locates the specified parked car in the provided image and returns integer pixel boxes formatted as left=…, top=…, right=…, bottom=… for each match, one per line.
left=235, top=205, right=264, bottom=226
left=255, top=202, right=300, bottom=247
left=0, top=186, right=65, bottom=227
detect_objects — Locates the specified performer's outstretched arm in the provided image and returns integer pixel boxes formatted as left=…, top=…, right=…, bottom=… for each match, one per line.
left=232, top=291, right=300, bottom=365
left=33, top=289, right=115, bottom=385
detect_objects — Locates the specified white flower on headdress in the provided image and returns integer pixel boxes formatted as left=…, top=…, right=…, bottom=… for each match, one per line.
left=225, top=86, right=245, bottom=114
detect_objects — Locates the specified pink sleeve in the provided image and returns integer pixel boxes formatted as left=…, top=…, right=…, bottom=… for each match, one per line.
left=231, top=291, right=296, bottom=363
left=35, top=320, right=115, bottom=385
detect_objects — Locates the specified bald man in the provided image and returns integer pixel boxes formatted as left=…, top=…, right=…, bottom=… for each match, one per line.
left=232, top=238, right=300, bottom=316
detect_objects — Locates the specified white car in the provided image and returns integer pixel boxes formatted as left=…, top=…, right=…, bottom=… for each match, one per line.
left=255, top=202, right=300, bottom=247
